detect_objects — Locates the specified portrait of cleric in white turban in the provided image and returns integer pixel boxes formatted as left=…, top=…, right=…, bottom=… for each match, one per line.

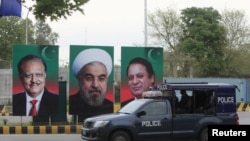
left=69, top=47, right=114, bottom=118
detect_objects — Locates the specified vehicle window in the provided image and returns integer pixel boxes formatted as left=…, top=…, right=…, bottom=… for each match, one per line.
left=194, top=90, right=215, bottom=114
left=174, top=89, right=215, bottom=115
left=119, top=100, right=146, bottom=114
left=175, top=89, right=193, bottom=114
left=141, top=101, right=167, bottom=116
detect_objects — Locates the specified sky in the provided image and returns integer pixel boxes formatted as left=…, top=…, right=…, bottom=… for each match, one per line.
left=22, top=0, right=250, bottom=65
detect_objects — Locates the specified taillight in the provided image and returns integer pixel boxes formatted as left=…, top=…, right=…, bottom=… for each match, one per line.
left=236, top=116, right=240, bottom=125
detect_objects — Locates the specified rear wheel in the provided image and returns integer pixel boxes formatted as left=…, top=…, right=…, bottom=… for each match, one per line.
left=199, top=127, right=208, bottom=141
left=110, top=131, right=131, bottom=141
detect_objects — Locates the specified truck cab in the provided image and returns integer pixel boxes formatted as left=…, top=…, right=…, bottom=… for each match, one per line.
left=81, top=82, right=239, bottom=141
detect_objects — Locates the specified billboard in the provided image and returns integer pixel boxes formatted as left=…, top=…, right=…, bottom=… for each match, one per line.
left=120, top=47, right=163, bottom=107
left=12, top=44, right=59, bottom=116
left=69, top=45, right=114, bottom=119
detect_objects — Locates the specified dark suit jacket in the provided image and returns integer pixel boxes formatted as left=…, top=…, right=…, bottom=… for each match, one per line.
left=69, top=91, right=113, bottom=119
left=13, top=88, right=59, bottom=116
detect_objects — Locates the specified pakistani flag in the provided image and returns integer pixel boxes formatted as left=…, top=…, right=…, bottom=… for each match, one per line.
left=0, top=0, right=22, bottom=17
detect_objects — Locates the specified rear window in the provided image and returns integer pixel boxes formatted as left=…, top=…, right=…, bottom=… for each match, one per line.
left=175, top=89, right=215, bottom=114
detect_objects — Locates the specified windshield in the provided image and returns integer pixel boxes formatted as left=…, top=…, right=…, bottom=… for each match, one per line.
left=119, top=100, right=147, bottom=114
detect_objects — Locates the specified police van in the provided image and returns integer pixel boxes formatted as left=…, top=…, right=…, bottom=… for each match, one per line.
left=81, top=82, right=239, bottom=141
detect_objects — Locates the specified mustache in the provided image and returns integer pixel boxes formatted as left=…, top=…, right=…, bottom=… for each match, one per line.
left=89, top=88, right=101, bottom=93
left=30, top=81, right=41, bottom=85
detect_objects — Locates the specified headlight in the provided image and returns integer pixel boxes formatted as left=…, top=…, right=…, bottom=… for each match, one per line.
left=93, top=121, right=110, bottom=127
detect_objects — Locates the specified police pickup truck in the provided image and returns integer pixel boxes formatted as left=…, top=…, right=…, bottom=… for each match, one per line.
left=81, top=82, right=239, bottom=141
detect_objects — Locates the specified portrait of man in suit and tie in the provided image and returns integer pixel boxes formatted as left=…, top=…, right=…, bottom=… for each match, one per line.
left=120, top=47, right=163, bottom=107
left=12, top=54, right=59, bottom=116
left=121, top=57, right=156, bottom=107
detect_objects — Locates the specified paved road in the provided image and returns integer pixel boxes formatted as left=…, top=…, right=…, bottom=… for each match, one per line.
left=238, top=111, right=250, bottom=125
left=0, top=134, right=82, bottom=141
left=0, top=112, right=249, bottom=141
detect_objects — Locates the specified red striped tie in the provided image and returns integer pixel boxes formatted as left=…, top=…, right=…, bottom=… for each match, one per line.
left=29, top=100, right=37, bottom=116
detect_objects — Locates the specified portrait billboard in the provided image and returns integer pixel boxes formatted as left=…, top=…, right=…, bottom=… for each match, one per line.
left=120, top=46, right=163, bottom=107
left=12, top=44, right=59, bottom=116
left=69, top=45, right=114, bottom=119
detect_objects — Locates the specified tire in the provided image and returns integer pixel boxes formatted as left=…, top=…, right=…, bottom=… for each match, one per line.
left=199, top=127, right=208, bottom=141
left=110, top=131, right=131, bottom=141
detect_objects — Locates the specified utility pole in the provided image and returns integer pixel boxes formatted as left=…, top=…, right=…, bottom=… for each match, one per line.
left=144, top=0, right=148, bottom=47
left=25, top=7, right=32, bottom=44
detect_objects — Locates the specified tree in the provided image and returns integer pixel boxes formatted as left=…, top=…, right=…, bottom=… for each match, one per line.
left=34, top=20, right=59, bottom=45
left=148, top=8, right=183, bottom=51
left=147, top=7, right=250, bottom=78
left=179, top=7, right=227, bottom=77
left=147, top=8, right=186, bottom=77
left=0, top=17, right=24, bottom=68
left=0, top=17, right=59, bottom=68
left=227, top=44, right=250, bottom=77
left=24, top=18, right=35, bottom=44
left=22, top=0, right=89, bottom=21
left=220, top=9, right=250, bottom=77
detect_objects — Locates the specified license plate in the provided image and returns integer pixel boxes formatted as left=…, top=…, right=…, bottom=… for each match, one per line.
left=82, top=129, right=86, bottom=136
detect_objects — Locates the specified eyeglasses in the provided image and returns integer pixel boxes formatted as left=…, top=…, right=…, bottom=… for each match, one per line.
left=23, top=72, right=44, bottom=78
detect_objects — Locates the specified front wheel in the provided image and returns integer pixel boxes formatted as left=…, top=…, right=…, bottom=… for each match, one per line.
left=110, top=131, right=131, bottom=141
left=199, top=127, right=208, bottom=141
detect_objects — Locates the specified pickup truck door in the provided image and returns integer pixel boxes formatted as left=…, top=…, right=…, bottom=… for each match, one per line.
left=173, top=114, right=203, bottom=138
left=134, top=101, right=172, bottom=140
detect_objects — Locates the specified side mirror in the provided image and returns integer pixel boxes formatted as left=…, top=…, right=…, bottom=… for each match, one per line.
left=137, top=111, right=146, bottom=117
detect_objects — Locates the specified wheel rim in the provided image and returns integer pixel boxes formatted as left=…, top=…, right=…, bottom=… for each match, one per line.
left=115, top=136, right=126, bottom=141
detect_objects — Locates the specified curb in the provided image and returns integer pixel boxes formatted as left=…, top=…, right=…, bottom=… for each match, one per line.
left=0, top=112, right=11, bottom=116
left=237, top=102, right=250, bottom=112
left=0, top=125, right=82, bottom=134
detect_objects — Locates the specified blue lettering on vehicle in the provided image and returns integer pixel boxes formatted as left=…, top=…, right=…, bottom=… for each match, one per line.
left=142, top=121, right=161, bottom=127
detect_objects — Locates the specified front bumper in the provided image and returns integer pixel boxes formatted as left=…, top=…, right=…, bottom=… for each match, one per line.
left=81, top=127, right=108, bottom=141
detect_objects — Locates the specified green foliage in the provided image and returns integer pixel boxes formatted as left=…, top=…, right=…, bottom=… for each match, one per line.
left=32, top=0, right=89, bottom=21
left=34, top=20, right=59, bottom=45
left=148, top=7, right=250, bottom=78
left=225, top=44, right=250, bottom=77
left=0, top=17, right=58, bottom=68
left=220, top=9, right=250, bottom=77
left=179, top=7, right=227, bottom=77
left=0, top=17, right=25, bottom=68
left=147, top=8, right=183, bottom=50
left=147, top=8, right=185, bottom=77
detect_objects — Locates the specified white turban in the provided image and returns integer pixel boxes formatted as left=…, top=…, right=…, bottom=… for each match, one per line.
left=72, top=48, right=113, bottom=77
